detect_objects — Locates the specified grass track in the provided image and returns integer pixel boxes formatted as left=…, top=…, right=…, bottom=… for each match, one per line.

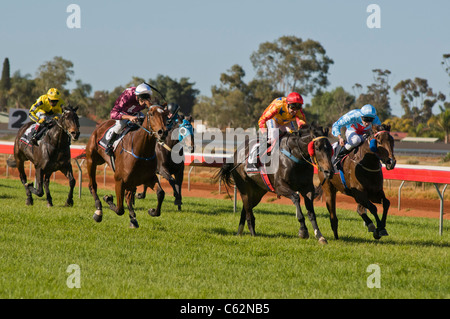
left=0, top=178, right=448, bottom=299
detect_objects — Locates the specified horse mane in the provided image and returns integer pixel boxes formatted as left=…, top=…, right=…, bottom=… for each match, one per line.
left=295, top=122, right=329, bottom=138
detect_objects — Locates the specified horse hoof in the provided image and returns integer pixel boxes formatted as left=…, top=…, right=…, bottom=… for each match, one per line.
left=373, top=230, right=382, bottom=240
left=65, top=200, right=74, bottom=207
left=299, top=229, right=310, bottom=239
left=378, top=229, right=389, bottom=237
left=103, top=195, right=113, bottom=203
left=148, top=209, right=160, bottom=217
left=129, top=219, right=139, bottom=228
left=367, top=223, right=376, bottom=233
left=93, top=210, right=103, bottom=223
left=318, top=237, right=328, bottom=245
left=174, top=199, right=182, bottom=206
left=178, top=205, right=181, bottom=211
left=136, top=193, right=145, bottom=199
left=26, top=198, right=33, bottom=206
left=47, top=202, right=53, bottom=208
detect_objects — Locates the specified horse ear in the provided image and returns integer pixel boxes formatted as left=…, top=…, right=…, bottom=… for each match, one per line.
left=73, top=106, right=78, bottom=112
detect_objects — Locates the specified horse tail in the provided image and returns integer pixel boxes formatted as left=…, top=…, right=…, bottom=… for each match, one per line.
left=214, top=162, right=235, bottom=188
left=6, top=156, right=17, bottom=168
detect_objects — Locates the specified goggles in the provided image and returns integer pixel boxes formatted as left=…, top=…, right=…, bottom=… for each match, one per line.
left=288, top=103, right=302, bottom=110
left=362, top=116, right=374, bottom=123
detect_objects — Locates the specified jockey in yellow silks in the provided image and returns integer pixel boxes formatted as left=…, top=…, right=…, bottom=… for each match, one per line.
left=28, top=88, right=64, bottom=145
left=247, top=92, right=306, bottom=173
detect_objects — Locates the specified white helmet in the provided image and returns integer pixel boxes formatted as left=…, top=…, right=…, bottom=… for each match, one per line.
left=360, top=104, right=377, bottom=118
left=135, top=83, right=152, bottom=96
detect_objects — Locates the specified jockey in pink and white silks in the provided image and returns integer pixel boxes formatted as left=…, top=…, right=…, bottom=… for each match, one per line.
left=331, top=104, right=381, bottom=166
left=104, top=83, right=154, bottom=156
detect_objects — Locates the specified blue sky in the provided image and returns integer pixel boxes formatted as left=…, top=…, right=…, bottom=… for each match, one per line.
left=1, top=0, right=449, bottom=117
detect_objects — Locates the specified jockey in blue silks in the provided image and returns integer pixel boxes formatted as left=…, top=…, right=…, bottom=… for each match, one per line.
left=331, top=104, right=381, bottom=166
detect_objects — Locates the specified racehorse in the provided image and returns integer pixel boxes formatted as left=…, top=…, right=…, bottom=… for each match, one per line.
left=7, top=106, right=80, bottom=207
left=85, top=104, right=168, bottom=228
left=317, top=123, right=396, bottom=240
left=216, top=123, right=334, bottom=244
left=137, top=116, right=195, bottom=211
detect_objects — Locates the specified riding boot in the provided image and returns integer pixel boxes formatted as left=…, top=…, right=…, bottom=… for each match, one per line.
left=105, top=132, right=118, bottom=156
left=30, top=126, right=41, bottom=145
left=333, top=147, right=351, bottom=167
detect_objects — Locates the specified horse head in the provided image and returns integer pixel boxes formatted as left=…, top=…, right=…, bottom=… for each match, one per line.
left=370, top=124, right=396, bottom=170
left=306, top=124, right=334, bottom=179
left=146, top=105, right=168, bottom=141
left=60, top=105, right=80, bottom=141
left=289, top=123, right=334, bottom=179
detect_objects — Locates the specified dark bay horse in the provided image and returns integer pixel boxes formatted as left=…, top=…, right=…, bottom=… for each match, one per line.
left=216, top=124, right=334, bottom=244
left=137, top=116, right=195, bottom=210
left=317, top=124, right=396, bottom=240
left=85, top=105, right=167, bottom=228
left=7, top=106, right=80, bottom=207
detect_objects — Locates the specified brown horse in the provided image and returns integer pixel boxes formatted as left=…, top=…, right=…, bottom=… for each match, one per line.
left=7, top=106, right=80, bottom=207
left=137, top=116, right=195, bottom=210
left=216, top=124, right=334, bottom=244
left=317, top=123, right=396, bottom=240
left=85, top=105, right=167, bottom=228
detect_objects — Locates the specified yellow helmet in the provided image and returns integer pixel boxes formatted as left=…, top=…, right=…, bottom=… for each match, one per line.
left=47, top=88, right=61, bottom=101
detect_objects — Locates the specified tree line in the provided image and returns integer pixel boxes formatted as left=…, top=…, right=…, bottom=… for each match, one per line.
left=0, top=36, right=449, bottom=141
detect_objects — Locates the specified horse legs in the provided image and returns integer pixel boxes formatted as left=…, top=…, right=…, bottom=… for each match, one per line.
left=87, top=157, right=103, bottom=222
left=275, top=180, right=311, bottom=240
left=160, top=166, right=181, bottom=208
left=289, top=192, right=309, bottom=239
left=322, top=180, right=339, bottom=239
left=302, top=190, right=328, bottom=245
left=146, top=175, right=165, bottom=217
left=174, top=168, right=184, bottom=210
left=28, top=168, right=44, bottom=197
left=136, top=185, right=147, bottom=199
left=379, top=193, right=390, bottom=236
left=357, top=204, right=376, bottom=232
left=62, top=165, right=76, bottom=207
left=125, top=188, right=139, bottom=228
left=103, top=180, right=125, bottom=216
left=356, top=200, right=387, bottom=240
left=43, top=173, right=53, bottom=207
left=17, top=159, right=33, bottom=205
left=238, top=188, right=266, bottom=236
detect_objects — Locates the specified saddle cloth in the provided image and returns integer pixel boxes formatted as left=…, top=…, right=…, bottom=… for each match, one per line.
left=19, top=124, right=39, bottom=145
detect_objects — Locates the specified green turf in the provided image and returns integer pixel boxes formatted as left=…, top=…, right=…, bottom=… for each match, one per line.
left=0, top=178, right=448, bottom=299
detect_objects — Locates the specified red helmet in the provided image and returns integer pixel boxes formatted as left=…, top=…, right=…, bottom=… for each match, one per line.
left=286, top=92, right=303, bottom=104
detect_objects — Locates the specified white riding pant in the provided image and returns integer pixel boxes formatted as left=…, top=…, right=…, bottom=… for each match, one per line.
left=248, top=119, right=293, bottom=164
left=344, top=130, right=365, bottom=150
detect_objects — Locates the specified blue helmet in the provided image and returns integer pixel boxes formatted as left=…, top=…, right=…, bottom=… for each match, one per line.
left=360, top=104, right=377, bottom=118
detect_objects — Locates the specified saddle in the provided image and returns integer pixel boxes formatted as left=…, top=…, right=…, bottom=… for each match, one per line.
left=97, top=122, right=140, bottom=152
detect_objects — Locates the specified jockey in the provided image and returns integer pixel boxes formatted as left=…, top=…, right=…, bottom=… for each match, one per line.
left=28, top=88, right=64, bottom=145
left=104, top=83, right=154, bottom=156
left=331, top=104, right=381, bottom=167
left=247, top=92, right=306, bottom=172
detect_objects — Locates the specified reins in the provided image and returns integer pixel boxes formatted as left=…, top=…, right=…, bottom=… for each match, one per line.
left=284, top=135, right=327, bottom=170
